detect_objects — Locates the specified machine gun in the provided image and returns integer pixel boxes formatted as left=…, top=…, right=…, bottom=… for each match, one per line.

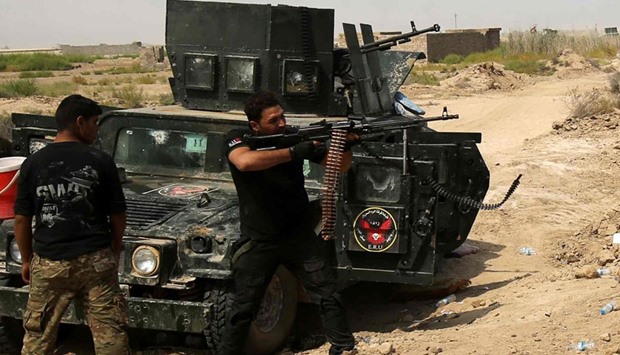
left=359, top=22, right=440, bottom=54
left=246, top=108, right=459, bottom=151
left=341, top=21, right=441, bottom=117
left=245, top=106, right=459, bottom=241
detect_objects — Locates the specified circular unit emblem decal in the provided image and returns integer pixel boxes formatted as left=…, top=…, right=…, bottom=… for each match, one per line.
left=158, top=184, right=208, bottom=199
left=353, top=207, right=398, bottom=252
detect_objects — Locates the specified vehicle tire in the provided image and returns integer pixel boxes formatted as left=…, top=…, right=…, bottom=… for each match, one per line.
left=203, top=265, right=298, bottom=355
left=203, top=280, right=230, bottom=352
left=0, top=275, right=24, bottom=355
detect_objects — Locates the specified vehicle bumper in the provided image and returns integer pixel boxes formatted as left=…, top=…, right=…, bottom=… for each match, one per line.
left=0, top=285, right=209, bottom=333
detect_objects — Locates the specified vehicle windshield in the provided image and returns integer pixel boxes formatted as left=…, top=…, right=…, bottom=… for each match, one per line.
left=114, top=128, right=208, bottom=174
left=112, top=126, right=325, bottom=183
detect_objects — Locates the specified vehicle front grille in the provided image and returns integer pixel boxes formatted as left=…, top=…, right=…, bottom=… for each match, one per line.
left=118, top=249, right=125, bottom=274
left=125, top=197, right=189, bottom=229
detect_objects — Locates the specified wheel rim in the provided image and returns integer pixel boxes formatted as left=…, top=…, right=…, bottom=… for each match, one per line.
left=254, top=274, right=283, bottom=332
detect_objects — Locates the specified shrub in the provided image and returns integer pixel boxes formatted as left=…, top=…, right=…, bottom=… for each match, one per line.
left=461, top=46, right=506, bottom=65
left=565, top=88, right=616, bottom=118
left=112, top=85, right=145, bottom=108
left=38, top=81, right=78, bottom=97
left=72, top=76, right=88, bottom=85
left=16, top=54, right=72, bottom=71
left=0, top=53, right=100, bottom=72
left=19, top=71, right=53, bottom=79
left=0, top=79, right=39, bottom=98
left=105, top=64, right=151, bottom=75
left=441, top=54, right=464, bottom=65
left=504, top=59, right=554, bottom=75
left=404, top=72, right=439, bottom=86
left=62, top=54, right=101, bottom=64
left=96, top=77, right=113, bottom=86
left=135, top=75, right=158, bottom=85
left=158, top=93, right=175, bottom=105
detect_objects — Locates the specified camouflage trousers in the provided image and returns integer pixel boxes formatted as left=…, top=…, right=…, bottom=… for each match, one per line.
left=21, top=247, right=129, bottom=355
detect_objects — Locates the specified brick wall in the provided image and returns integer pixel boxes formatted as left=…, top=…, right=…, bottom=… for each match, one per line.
left=426, top=29, right=501, bottom=61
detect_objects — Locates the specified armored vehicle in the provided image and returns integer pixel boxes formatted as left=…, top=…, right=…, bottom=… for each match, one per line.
left=0, top=1, right=517, bottom=353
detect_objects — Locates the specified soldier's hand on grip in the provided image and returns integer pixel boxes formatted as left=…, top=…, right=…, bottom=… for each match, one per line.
left=344, top=133, right=361, bottom=151
left=289, top=141, right=320, bottom=161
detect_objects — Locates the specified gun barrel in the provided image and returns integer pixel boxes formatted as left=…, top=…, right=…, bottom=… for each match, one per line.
left=361, top=23, right=440, bottom=53
left=421, top=114, right=459, bottom=122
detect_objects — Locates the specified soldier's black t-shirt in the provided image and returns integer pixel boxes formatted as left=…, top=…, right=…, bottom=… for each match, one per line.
left=14, top=142, right=126, bottom=260
left=224, top=128, right=324, bottom=240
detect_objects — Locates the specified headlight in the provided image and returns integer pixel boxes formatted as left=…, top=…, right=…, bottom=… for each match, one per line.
left=9, top=239, right=22, bottom=263
left=131, top=246, right=160, bottom=276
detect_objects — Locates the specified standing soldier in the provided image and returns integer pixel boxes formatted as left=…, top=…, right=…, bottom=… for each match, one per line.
left=13, top=94, right=129, bottom=354
left=223, top=91, right=358, bottom=355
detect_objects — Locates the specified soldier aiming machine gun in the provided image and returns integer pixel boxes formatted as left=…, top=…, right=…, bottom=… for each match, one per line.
left=246, top=106, right=520, bottom=242
left=246, top=107, right=467, bottom=242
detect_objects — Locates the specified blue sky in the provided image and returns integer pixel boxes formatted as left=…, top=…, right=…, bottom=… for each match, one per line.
left=0, top=0, right=618, bottom=48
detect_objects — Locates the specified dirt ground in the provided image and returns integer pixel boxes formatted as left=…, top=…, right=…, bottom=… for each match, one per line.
left=3, top=52, right=620, bottom=354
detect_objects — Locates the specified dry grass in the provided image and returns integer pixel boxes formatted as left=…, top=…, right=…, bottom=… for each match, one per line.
left=564, top=87, right=619, bottom=119
left=506, top=31, right=619, bottom=57
left=38, top=81, right=79, bottom=97
left=565, top=72, right=620, bottom=118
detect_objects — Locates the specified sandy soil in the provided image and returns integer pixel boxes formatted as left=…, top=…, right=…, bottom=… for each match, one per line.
left=3, top=54, right=620, bottom=354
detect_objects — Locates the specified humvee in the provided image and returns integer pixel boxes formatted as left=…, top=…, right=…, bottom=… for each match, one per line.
left=0, top=1, right=507, bottom=353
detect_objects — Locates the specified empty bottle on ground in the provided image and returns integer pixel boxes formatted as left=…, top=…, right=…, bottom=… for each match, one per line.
left=435, top=294, right=457, bottom=308
left=568, top=341, right=594, bottom=351
left=600, top=300, right=617, bottom=315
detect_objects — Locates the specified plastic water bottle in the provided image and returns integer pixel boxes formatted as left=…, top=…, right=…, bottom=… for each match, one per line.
left=568, top=341, right=594, bottom=351
left=600, top=300, right=617, bottom=315
left=435, top=294, right=457, bottom=308
left=597, top=268, right=611, bottom=276
left=518, top=247, right=535, bottom=256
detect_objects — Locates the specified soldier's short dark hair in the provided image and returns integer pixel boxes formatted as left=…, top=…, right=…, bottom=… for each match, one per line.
left=55, top=94, right=102, bottom=131
left=244, top=91, right=281, bottom=122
